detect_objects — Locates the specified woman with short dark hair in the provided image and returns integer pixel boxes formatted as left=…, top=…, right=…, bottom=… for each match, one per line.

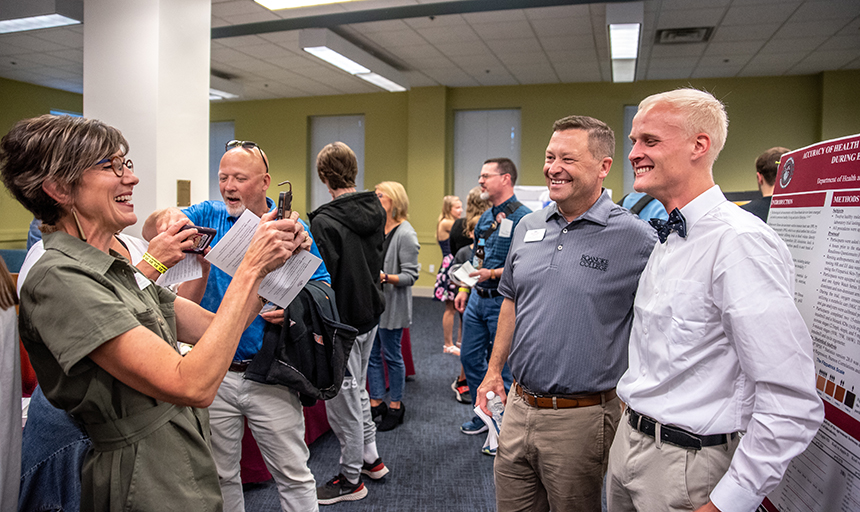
left=1, top=114, right=306, bottom=511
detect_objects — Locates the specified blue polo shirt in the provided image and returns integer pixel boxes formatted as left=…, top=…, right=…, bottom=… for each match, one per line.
left=183, top=198, right=330, bottom=360
left=473, top=194, right=531, bottom=291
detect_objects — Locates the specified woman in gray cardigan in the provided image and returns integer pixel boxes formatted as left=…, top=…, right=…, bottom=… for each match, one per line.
left=368, top=181, right=420, bottom=431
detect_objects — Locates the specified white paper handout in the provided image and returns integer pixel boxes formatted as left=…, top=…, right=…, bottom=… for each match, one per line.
left=453, top=261, right=479, bottom=288
left=205, top=210, right=322, bottom=308
left=156, top=255, right=203, bottom=287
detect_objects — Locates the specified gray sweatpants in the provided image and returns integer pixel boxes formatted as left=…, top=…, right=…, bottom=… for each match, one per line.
left=325, top=325, right=378, bottom=481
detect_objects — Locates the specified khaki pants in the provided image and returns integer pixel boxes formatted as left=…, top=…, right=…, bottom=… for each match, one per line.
left=606, top=410, right=739, bottom=512
left=494, top=391, right=622, bottom=512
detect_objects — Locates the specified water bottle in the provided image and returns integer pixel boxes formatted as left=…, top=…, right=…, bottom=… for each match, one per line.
left=486, top=391, right=504, bottom=428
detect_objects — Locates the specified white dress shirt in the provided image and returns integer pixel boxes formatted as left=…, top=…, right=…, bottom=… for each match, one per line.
left=617, top=185, right=824, bottom=512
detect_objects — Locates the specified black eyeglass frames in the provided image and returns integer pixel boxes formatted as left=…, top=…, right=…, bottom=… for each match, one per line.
left=226, top=140, right=269, bottom=173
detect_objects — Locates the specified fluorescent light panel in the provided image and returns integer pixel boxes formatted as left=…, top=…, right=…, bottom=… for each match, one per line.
left=606, top=1, right=644, bottom=83
left=609, top=24, right=640, bottom=60
left=256, top=0, right=361, bottom=9
left=0, top=13, right=78, bottom=33
left=304, top=46, right=370, bottom=75
left=357, top=72, right=406, bottom=92
left=300, top=28, right=408, bottom=92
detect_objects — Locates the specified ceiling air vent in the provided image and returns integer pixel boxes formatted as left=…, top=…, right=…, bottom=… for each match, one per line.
left=655, top=27, right=713, bottom=44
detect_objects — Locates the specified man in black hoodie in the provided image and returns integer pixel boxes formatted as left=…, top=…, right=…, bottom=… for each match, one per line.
left=308, top=141, right=387, bottom=505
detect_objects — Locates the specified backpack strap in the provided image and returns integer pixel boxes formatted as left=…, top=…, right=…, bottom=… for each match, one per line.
left=629, top=194, right=655, bottom=215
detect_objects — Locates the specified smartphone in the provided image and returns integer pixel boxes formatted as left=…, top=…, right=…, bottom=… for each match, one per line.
left=277, top=180, right=292, bottom=220
left=179, top=225, right=217, bottom=253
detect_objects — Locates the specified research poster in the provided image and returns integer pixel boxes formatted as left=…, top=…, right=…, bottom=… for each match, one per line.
left=760, top=134, right=860, bottom=512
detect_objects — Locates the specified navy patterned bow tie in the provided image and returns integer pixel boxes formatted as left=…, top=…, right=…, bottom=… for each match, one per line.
left=649, top=208, right=687, bottom=243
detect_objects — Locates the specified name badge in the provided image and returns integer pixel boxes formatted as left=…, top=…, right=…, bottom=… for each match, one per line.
left=523, top=228, right=545, bottom=242
left=499, top=218, right=514, bottom=238
left=135, top=273, right=152, bottom=291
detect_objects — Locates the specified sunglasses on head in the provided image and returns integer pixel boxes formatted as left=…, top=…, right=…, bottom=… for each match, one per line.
left=226, top=140, right=268, bottom=173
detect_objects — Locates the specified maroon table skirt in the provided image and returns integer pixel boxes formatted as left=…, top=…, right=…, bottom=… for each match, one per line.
left=240, top=328, right=415, bottom=483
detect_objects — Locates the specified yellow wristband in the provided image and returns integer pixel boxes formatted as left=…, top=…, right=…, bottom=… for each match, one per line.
left=459, top=287, right=470, bottom=293
left=491, top=268, right=496, bottom=279
left=142, top=252, right=168, bottom=274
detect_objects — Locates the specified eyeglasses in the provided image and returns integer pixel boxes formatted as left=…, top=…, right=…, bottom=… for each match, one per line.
left=226, top=140, right=268, bottom=173
left=479, top=172, right=501, bottom=181
left=95, top=156, right=134, bottom=178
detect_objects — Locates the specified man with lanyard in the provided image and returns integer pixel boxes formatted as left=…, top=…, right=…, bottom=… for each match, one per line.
left=607, top=89, right=823, bottom=512
left=454, top=157, right=530, bottom=444
left=476, top=116, right=655, bottom=510
left=144, top=140, right=329, bottom=512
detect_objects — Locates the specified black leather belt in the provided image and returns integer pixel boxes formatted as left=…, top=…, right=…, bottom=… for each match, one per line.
left=229, top=360, right=251, bottom=373
left=474, top=287, right=502, bottom=299
left=628, top=409, right=735, bottom=450
left=514, top=382, right=615, bottom=409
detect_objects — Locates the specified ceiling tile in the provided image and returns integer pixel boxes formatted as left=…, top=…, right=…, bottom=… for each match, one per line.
left=0, top=34, right=66, bottom=52
left=421, top=67, right=479, bottom=86
left=432, top=41, right=490, bottom=56
left=818, top=34, right=860, bottom=51
left=216, top=35, right=269, bottom=48
left=448, top=54, right=502, bottom=70
left=212, top=0, right=271, bottom=17
left=474, top=73, right=518, bottom=86
left=401, top=70, right=439, bottom=87
left=264, top=54, right=314, bottom=68
left=704, top=40, right=765, bottom=55
left=697, top=54, right=752, bottom=68
left=525, top=4, right=590, bottom=21
left=660, top=0, right=731, bottom=8
left=538, top=35, right=596, bottom=52
left=499, top=52, right=550, bottom=66
left=556, top=62, right=601, bottom=83
left=760, top=36, right=828, bottom=53
left=392, top=44, right=444, bottom=59
left=212, top=46, right=252, bottom=62
left=645, top=68, right=693, bottom=80
left=774, top=20, right=851, bottom=38
left=711, top=24, right=781, bottom=42
left=656, top=8, right=726, bottom=29
left=722, top=4, right=797, bottom=26
left=469, top=21, right=535, bottom=41
left=404, top=14, right=467, bottom=29
left=484, top=38, right=543, bottom=54
left=691, top=64, right=745, bottom=78
left=29, top=27, right=82, bottom=47
left=364, top=29, right=428, bottom=47
left=547, top=49, right=601, bottom=64
left=649, top=43, right=707, bottom=58
left=788, top=0, right=860, bottom=21
left=740, top=52, right=804, bottom=72
left=647, top=56, right=700, bottom=69
left=415, top=26, right=479, bottom=44
left=530, top=16, right=594, bottom=35
left=348, top=19, right=411, bottom=33
left=463, top=10, right=526, bottom=24
left=259, top=31, right=301, bottom=44
left=238, top=43, right=295, bottom=59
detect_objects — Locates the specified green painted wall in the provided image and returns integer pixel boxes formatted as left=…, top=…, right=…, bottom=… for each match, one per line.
left=0, top=77, right=82, bottom=249
left=2, top=71, right=858, bottom=282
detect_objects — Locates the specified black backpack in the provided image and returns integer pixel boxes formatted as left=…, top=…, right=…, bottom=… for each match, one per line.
left=247, top=281, right=359, bottom=406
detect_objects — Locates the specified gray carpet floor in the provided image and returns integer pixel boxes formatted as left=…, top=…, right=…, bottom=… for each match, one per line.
left=243, top=297, right=497, bottom=511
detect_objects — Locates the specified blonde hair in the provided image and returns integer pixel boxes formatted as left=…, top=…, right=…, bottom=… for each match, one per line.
left=437, top=195, right=461, bottom=224
left=462, top=186, right=491, bottom=238
left=375, top=181, right=409, bottom=222
left=0, top=257, right=16, bottom=310
left=639, top=88, right=728, bottom=165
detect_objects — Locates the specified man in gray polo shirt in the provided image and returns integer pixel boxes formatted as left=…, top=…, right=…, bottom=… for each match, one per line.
left=476, top=115, right=656, bottom=511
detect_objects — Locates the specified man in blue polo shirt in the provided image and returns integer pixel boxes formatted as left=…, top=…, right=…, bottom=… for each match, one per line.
left=454, top=158, right=530, bottom=444
left=144, top=142, right=329, bottom=512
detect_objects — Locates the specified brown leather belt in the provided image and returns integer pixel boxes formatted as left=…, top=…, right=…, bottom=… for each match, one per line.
left=229, top=360, right=251, bottom=373
left=513, top=382, right=616, bottom=409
